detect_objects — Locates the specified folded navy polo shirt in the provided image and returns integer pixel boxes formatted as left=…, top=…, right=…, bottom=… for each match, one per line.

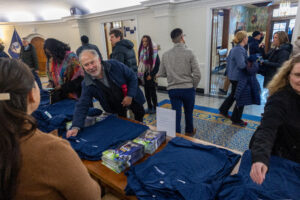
left=126, top=137, right=241, bottom=200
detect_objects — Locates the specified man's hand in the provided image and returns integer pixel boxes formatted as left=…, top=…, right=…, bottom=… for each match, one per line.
left=66, top=128, right=79, bottom=138
left=250, top=162, right=268, bottom=185
left=146, top=75, right=152, bottom=81
left=55, top=85, right=62, bottom=90
left=259, top=43, right=265, bottom=48
left=121, top=96, right=132, bottom=107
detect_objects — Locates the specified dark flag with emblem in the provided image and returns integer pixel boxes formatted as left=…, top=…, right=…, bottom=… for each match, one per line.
left=8, top=29, right=22, bottom=58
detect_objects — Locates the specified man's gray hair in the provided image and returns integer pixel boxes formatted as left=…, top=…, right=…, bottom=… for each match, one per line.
left=78, top=49, right=99, bottom=62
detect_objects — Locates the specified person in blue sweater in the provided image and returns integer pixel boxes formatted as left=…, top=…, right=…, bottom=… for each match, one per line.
left=66, top=49, right=145, bottom=138
left=219, top=31, right=249, bottom=127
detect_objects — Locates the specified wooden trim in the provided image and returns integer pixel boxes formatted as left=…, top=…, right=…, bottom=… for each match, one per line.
left=265, top=5, right=274, bottom=53
left=222, top=9, right=230, bottom=49
left=209, top=10, right=217, bottom=93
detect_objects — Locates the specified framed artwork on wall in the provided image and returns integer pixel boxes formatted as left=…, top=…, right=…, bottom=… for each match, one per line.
left=236, top=22, right=246, bottom=30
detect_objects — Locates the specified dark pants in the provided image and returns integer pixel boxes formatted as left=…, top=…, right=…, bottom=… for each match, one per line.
left=144, top=83, right=157, bottom=110
left=219, top=80, right=244, bottom=123
left=119, top=100, right=145, bottom=122
left=168, top=88, right=195, bottom=133
left=32, top=70, right=42, bottom=90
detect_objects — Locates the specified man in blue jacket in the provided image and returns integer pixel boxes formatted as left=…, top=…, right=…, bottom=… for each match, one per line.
left=66, top=49, right=145, bottom=138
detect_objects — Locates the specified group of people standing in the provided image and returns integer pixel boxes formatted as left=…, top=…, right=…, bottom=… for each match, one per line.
left=0, top=25, right=299, bottom=199
left=217, top=29, right=300, bottom=185
left=0, top=27, right=202, bottom=199
left=219, top=30, right=292, bottom=126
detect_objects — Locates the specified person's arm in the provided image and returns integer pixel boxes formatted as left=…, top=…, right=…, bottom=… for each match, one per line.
left=263, top=50, right=290, bottom=69
left=31, top=45, right=39, bottom=71
left=71, top=83, right=93, bottom=129
left=156, top=54, right=166, bottom=77
left=46, top=138, right=101, bottom=199
left=249, top=95, right=285, bottom=184
left=249, top=42, right=260, bottom=55
left=120, top=61, right=138, bottom=99
left=233, top=48, right=247, bottom=70
left=190, top=51, right=201, bottom=88
left=249, top=95, right=285, bottom=166
left=150, top=55, right=160, bottom=78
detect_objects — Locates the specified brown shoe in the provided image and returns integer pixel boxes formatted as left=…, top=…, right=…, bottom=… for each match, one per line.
left=185, top=128, right=196, bottom=137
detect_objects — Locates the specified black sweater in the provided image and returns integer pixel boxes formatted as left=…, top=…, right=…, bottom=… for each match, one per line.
left=249, top=85, right=300, bottom=167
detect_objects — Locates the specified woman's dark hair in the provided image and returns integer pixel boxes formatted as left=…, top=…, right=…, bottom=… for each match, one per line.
left=0, top=58, right=36, bottom=200
left=43, top=38, right=70, bottom=64
left=138, top=35, right=154, bottom=67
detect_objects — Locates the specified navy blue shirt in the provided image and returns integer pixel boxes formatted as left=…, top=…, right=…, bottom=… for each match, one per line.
left=65, top=115, right=148, bottom=160
left=217, top=150, right=300, bottom=200
left=126, top=137, right=241, bottom=200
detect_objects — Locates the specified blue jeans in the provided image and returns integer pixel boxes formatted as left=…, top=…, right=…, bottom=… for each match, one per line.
left=168, top=88, right=195, bottom=133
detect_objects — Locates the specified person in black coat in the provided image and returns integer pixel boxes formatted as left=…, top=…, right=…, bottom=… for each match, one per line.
left=0, top=42, right=9, bottom=58
left=138, top=35, right=160, bottom=114
left=249, top=54, right=300, bottom=185
left=248, top=31, right=264, bottom=55
left=260, top=31, right=292, bottom=87
left=109, top=29, right=138, bottom=73
left=20, top=37, right=43, bottom=89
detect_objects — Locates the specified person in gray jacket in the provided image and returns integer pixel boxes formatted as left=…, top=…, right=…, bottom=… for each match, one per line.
left=109, top=29, right=138, bottom=72
left=157, top=28, right=201, bottom=136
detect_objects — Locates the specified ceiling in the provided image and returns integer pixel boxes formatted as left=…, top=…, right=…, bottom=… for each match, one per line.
left=0, top=0, right=148, bottom=22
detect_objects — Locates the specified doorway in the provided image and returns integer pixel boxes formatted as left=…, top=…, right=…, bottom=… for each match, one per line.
left=103, top=19, right=138, bottom=60
left=209, top=9, right=230, bottom=96
left=31, top=37, right=47, bottom=76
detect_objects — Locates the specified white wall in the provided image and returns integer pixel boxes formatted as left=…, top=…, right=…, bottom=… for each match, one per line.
left=2, top=0, right=296, bottom=93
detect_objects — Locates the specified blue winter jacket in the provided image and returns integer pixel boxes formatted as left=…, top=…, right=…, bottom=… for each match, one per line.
left=227, top=44, right=248, bottom=81
left=72, top=59, right=145, bottom=128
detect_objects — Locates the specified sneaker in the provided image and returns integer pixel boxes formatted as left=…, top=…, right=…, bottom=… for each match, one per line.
left=145, top=108, right=151, bottom=114
left=218, top=88, right=228, bottom=95
left=185, top=128, right=196, bottom=137
left=149, top=107, right=156, bottom=114
left=232, top=120, right=248, bottom=127
left=219, top=111, right=231, bottom=118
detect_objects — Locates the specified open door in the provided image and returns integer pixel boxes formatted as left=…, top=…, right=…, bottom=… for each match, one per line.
left=209, top=9, right=230, bottom=96
left=31, top=37, right=47, bottom=76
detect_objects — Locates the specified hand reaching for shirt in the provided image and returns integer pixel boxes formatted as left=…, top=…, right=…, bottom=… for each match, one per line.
left=250, top=162, right=268, bottom=185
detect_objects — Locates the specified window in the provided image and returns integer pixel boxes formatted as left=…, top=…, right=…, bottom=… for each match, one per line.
left=272, top=6, right=298, bottom=17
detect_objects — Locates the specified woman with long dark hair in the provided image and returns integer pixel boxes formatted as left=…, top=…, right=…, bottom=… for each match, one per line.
left=0, top=58, right=100, bottom=199
left=44, top=38, right=84, bottom=103
left=138, top=35, right=160, bottom=114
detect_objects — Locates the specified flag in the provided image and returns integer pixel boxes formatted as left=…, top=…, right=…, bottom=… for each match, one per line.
left=8, top=29, right=23, bottom=58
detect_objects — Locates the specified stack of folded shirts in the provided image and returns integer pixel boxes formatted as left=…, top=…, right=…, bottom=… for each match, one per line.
left=133, top=130, right=166, bottom=154
left=125, top=137, right=241, bottom=200
left=102, top=141, right=145, bottom=173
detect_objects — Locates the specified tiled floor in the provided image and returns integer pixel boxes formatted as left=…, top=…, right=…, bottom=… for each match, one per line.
left=155, top=90, right=265, bottom=117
